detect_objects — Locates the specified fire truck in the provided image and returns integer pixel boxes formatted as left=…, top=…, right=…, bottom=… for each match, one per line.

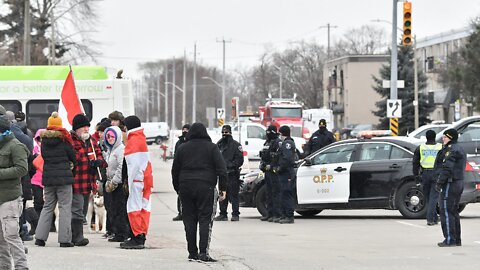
left=258, top=96, right=305, bottom=138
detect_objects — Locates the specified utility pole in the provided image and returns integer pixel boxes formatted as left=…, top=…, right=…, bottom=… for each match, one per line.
left=157, top=73, right=161, bottom=120
left=182, top=49, right=187, bottom=125
left=23, top=0, right=31, bottom=65
left=164, top=62, right=169, bottom=125
left=192, top=43, right=197, bottom=123
left=217, top=38, right=231, bottom=112
left=320, top=23, right=338, bottom=59
left=413, top=35, right=419, bottom=129
left=172, top=57, right=176, bottom=130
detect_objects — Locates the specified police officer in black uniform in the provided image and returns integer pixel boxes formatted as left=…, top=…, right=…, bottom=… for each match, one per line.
left=214, top=125, right=244, bottom=221
left=275, top=125, right=297, bottom=224
left=434, top=128, right=466, bottom=247
left=304, top=119, right=335, bottom=156
left=172, top=124, right=190, bottom=221
left=259, top=125, right=281, bottom=222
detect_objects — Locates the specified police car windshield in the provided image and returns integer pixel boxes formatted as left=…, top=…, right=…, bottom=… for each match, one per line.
left=271, top=108, right=302, bottom=118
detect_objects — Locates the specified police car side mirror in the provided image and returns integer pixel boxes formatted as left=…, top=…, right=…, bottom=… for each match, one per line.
left=304, top=157, right=313, bottom=166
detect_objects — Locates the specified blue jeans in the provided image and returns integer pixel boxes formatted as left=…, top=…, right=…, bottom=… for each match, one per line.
left=421, top=170, right=439, bottom=223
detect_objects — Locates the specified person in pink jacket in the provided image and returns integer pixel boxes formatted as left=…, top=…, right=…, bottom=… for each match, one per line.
left=31, top=129, right=46, bottom=218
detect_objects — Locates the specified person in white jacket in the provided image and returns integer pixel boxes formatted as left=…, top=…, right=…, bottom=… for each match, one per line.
left=103, top=126, right=129, bottom=242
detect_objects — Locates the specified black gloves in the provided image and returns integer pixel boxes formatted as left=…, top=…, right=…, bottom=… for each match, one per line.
left=435, top=182, right=443, bottom=193
left=414, top=175, right=422, bottom=187
left=88, top=159, right=102, bottom=168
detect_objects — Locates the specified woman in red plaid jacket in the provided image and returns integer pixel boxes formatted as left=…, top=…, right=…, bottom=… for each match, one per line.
left=69, top=114, right=107, bottom=246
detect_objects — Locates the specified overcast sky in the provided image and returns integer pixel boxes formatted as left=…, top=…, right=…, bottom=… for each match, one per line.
left=91, top=0, right=480, bottom=78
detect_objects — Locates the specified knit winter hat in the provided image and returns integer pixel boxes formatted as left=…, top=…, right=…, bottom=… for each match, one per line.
left=108, top=110, right=125, bottom=121
left=319, top=119, right=327, bottom=127
left=426, top=129, right=436, bottom=141
left=72, top=114, right=90, bottom=131
left=47, top=112, right=62, bottom=128
left=15, top=111, right=25, bottom=122
left=266, top=125, right=277, bottom=133
left=124, top=115, right=141, bottom=131
left=0, top=115, right=10, bottom=133
left=222, top=125, right=232, bottom=133
left=443, top=128, right=458, bottom=142
left=279, top=125, right=291, bottom=137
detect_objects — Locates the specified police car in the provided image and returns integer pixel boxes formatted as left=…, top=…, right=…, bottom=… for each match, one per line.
left=239, top=137, right=480, bottom=218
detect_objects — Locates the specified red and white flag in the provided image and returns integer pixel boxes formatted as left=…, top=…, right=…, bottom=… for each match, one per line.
left=58, top=67, right=85, bottom=130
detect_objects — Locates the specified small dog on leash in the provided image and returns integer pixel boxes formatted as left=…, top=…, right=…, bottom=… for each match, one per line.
left=86, top=194, right=107, bottom=233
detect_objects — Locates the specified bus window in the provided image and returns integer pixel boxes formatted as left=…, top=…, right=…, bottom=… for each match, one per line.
left=26, top=99, right=93, bottom=132
left=0, top=100, right=22, bottom=113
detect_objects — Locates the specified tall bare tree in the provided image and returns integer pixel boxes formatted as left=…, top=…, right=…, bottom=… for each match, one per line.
left=0, top=0, right=101, bottom=65
left=332, top=25, right=388, bottom=57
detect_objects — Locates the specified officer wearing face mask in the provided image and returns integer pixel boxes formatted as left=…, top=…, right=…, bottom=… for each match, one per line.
left=214, top=125, right=244, bottom=222
left=259, top=125, right=282, bottom=222
left=172, top=124, right=190, bottom=221
left=304, top=119, right=335, bottom=156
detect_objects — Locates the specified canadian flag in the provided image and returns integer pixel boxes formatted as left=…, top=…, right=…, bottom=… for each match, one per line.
left=58, top=67, right=85, bottom=130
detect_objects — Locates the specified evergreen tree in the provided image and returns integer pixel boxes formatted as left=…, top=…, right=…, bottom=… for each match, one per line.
left=372, top=45, right=434, bottom=135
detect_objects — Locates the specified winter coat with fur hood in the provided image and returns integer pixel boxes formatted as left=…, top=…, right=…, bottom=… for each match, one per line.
left=41, top=128, right=76, bottom=186
left=104, top=126, right=125, bottom=185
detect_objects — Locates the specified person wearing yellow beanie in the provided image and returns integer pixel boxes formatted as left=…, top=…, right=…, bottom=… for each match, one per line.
left=47, top=112, right=62, bottom=128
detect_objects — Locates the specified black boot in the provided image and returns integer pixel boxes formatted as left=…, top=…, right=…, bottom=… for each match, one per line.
left=120, top=234, right=145, bottom=249
left=71, top=219, right=89, bottom=246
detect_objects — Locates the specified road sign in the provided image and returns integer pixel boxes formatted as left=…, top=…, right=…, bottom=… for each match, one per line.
left=382, top=80, right=405, bottom=89
left=387, top=99, right=402, bottom=118
left=218, top=118, right=224, bottom=127
left=390, top=118, right=399, bottom=136
left=217, top=108, right=225, bottom=119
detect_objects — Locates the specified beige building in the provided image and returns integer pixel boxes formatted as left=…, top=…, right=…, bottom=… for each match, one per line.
left=323, top=55, right=389, bottom=129
left=415, top=26, right=473, bottom=122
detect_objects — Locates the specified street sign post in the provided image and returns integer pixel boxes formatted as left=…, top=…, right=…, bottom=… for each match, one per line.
left=217, top=108, right=225, bottom=127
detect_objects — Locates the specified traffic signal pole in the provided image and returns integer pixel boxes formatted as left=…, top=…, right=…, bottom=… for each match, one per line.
left=389, top=0, right=399, bottom=135
left=390, top=0, right=398, bottom=101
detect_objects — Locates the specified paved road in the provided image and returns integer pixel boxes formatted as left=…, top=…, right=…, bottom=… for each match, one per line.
left=25, top=146, right=480, bottom=269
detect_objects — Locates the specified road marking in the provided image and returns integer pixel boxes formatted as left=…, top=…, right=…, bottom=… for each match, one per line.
left=396, top=221, right=426, bottom=229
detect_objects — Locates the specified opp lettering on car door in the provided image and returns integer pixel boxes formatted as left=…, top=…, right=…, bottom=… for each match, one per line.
left=296, top=144, right=355, bottom=204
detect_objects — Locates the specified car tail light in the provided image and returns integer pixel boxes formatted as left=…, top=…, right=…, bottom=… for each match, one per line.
left=476, top=184, right=480, bottom=190
left=243, top=151, right=248, bottom=156
left=465, top=161, right=480, bottom=172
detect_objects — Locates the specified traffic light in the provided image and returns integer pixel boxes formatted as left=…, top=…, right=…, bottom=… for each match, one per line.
left=402, top=2, right=412, bottom=46
left=231, top=97, right=238, bottom=120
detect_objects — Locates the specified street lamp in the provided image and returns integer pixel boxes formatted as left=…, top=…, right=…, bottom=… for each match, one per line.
left=272, top=64, right=283, bottom=99
left=201, top=76, right=225, bottom=111
left=165, top=82, right=186, bottom=128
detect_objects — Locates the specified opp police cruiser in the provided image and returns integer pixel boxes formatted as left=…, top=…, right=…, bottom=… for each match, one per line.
left=259, top=125, right=281, bottom=222
left=274, top=126, right=297, bottom=224
left=412, top=129, right=442, bottom=226
left=433, top=128, right=466, bottom=247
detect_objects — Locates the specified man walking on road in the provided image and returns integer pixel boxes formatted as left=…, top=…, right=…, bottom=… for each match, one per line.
left=413, top=130, right=442, bottom=226
left=172, top=124, right=190, bottom=221
left=434, top=128, right=466, bottom=247
left=0, top=115, right=29, bottom=269
left=214, top=125, right=244, bottom=222
left=172, top=123, right=227, bottom=262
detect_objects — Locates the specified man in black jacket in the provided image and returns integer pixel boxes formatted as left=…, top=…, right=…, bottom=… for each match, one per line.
left=434, top=128, right=466, bottom=247
left=172, top=124, right=190, bottom=221
left=304, top=119, right=335, bottom=156
left=259, top=125, right=282, bottom=222
left=275, top=125, right=297, bottom=224
left=172, top=123, right=227, bottom=262
left=214, top=125, right=244, bottom=222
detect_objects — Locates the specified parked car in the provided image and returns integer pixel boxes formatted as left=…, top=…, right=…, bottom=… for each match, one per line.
left=435, top=115, right=480, bottom=155
left=142, top=122, right=170, bottom=145
left=350, top=124, right=374, bottom=138
left=239, top=137, right=480, bottom=218
left=407, top=123, right=450, bottom=140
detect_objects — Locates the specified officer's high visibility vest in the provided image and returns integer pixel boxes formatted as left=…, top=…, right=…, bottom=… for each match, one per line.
left=419, top=143, right=442, bottom=169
